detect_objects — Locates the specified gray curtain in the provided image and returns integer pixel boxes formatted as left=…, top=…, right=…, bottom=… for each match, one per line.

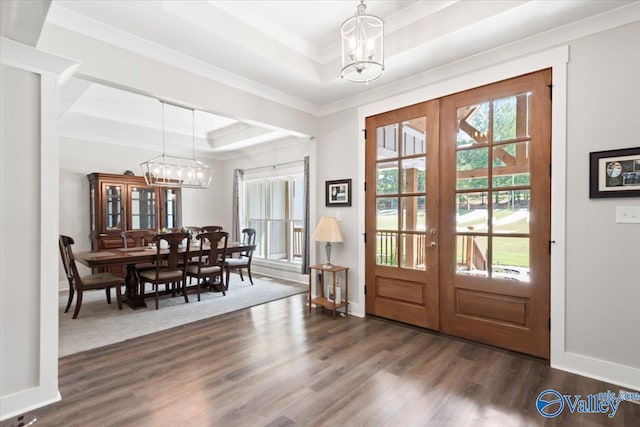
left=232, top=169, right=243, bottom=242
left=301, top=156, right=310, bottom=274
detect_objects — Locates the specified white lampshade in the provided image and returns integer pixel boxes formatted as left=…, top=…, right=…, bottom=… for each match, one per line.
left=311, top=216, right=343, bottom=268
left=311, top=216, right=344, bottom=242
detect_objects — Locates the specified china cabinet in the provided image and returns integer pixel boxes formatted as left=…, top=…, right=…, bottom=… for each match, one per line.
left=88, top=173, right=182, bottom=251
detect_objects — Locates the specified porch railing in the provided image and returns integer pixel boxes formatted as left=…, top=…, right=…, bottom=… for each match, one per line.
left=376, top=231, right=426, bottom=269
left=247, top=218, right=303, bottom=263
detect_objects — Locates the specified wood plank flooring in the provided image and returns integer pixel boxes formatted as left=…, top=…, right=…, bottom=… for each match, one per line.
left=4, top=291, right=639, bottom=426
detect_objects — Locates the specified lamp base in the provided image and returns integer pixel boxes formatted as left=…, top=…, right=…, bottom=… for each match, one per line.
left=324, top=242, right=334, bottom=269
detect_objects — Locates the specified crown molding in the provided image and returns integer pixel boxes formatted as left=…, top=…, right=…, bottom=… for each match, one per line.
left=45, top=4, right=322, bottom=115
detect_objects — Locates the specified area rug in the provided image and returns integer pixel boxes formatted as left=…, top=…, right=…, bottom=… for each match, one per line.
left=59, top=274, right=307, bottom=356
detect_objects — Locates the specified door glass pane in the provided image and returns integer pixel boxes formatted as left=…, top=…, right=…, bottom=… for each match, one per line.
left=401, top=196, right=425, bottom=231
left=493, top=141, right=530, bottom=187
left=130, top=187, right=156, bottom=230
left=90, top=184, right=96, bottom=232
left=400, top=233, right=426, bottom=270
left=377, top=123, right=398, bottom=160
left=493, top=190, right=530, bottom=234
left=457, top=102, right=489, bottom=147
left=456, top=234, right=488, bottom=277
left=105, top=185, right=122, bottom=231
left=164, top=189, right=179, bottom=229
left=456, top=147, right=489, bottom=190
left=492, top=237, right=530, bottom=281
left=402, top=117, right=426, bottom=156
left=401, top=157, right=425, bottom=193
left=493, top=93, right=530, bottom=142
left=456, top=192, right=488, bottom=232
left=377, top=162, right=398, bottom=195
left=376, top=197, right=398, bottom=230
left=376, top=231, right=397, bottom=266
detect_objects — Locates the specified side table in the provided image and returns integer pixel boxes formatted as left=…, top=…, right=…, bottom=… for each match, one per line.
left=308, top=264, right=349, bottom=319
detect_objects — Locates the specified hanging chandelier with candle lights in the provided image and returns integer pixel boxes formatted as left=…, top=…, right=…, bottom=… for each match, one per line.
left=140, top=101, right=213, bottom=189
left=340, top=0, right=384, bottom=84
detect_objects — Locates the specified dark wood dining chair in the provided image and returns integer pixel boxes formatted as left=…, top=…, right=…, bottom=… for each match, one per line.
left=202, top=225, right=223, bottom=232
left=121, top=230, right=155, bottom=249
left=59, top=235, right=123, bottom=319
left=224, top=228, right=256, bottom=288
left=121, top=230, right=157, bottom=273
left=186, top=231, right=228, bottom=300
left=138, top=232, right=190, bottom=310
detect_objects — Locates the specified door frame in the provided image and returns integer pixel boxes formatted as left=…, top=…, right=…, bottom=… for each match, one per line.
left=356, top=45, right=568, bottom=364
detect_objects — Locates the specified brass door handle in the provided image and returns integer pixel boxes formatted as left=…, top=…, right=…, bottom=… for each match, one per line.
left=428, top=242, right=437, bottom=248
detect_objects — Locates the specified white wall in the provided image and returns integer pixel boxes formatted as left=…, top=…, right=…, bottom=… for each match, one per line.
left=564, top=22, right=640, bottom=369
left=0, top=38, right=77, bottom=421
left=315, top=109, right=362, bottom=311
left=1, top=64, right=42, bottom=400
left=58, top=136, right=225, bottom=285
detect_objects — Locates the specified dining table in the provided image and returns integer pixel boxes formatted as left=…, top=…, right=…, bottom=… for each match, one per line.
left=75, top=241, right=255, bottom=309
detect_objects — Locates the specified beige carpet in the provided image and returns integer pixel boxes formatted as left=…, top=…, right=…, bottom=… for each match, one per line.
left=59, top=274, right=307, bottom=357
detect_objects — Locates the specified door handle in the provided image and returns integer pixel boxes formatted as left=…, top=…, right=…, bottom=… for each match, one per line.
left=428, top=241, right=437, bottom=248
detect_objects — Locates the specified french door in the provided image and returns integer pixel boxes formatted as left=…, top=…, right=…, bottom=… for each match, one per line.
left=365, top=100, right=440, bottom=329
left=365, top=69, right=551, bottom=358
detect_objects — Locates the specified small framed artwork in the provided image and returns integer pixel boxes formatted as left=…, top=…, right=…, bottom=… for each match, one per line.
left=326, top=179, right=352, bottom=207
left=590, top=147, right=640, bottom=198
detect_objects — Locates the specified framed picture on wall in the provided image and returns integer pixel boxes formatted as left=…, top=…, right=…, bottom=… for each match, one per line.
left=589, top=147, right=640, bottom=198
left=326, top=179, right=352, bottom=207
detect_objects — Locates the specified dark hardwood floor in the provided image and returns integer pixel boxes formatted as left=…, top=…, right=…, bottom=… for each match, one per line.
left=4, top=290, right=639, bottom=426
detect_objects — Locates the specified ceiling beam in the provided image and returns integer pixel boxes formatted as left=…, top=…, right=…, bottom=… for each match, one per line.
left=0, top=0, right=51, bottom=46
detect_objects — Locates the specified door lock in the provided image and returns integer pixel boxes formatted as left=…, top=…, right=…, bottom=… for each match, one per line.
left=428, top=241, right=437, bottom=248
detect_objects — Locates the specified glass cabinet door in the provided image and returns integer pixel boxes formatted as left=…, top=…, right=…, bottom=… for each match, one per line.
left=163, top=188, right=180, bottom=229
left=129, top=186, right=157, bottom=230
left=90, top=182, right=96, bottom=234
left=103, top=183, right=123, bottom=231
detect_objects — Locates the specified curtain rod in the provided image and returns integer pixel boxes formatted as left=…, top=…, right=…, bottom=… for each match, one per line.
left=241, top=159, right=304, bottom=173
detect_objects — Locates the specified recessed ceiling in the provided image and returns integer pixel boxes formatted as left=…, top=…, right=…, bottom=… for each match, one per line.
left=59, top=78, right=306, bottom=156
left=30, top=0, right=638, bottom=155
left=42, top=0, right=636, bottom=109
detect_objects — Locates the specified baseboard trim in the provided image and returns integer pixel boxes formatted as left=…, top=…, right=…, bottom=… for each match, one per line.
left=0, top=385, right=60, bottom=422
left=552, top=351, right=640, bottom=392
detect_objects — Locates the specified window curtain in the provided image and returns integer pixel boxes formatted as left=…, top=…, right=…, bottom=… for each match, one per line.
left=232, top=169, right=244, bottom=242
left=301, top=156, right=310, bottom=274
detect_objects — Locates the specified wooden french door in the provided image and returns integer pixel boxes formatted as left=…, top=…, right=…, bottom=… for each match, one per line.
left=365, top=69, right=551, bottom=358
left=365, top=100, right=440, bottom=329
left=440, top=70, right=551, bottom=358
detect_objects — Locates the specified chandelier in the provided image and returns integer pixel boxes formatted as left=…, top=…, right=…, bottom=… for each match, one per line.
left=340, top=0, right=384, bottom=83
left=140, top=102, right=213, bottom=189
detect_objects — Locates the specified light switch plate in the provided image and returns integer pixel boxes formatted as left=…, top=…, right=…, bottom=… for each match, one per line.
left=616, top=206, right=640, bottom=223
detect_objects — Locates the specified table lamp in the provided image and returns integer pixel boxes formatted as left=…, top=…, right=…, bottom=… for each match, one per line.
left=311, top=216, right=344, bottom=268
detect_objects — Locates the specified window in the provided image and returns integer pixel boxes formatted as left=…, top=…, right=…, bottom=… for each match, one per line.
left=244, top=171, right=304, bottom=264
